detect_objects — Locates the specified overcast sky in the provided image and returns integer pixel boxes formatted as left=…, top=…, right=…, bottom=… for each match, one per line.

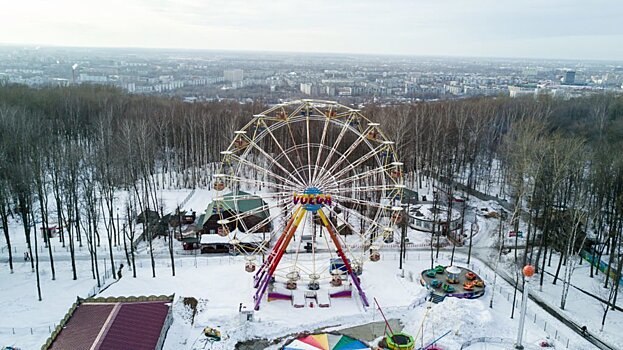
left=2, top=0, right=622, bottom=60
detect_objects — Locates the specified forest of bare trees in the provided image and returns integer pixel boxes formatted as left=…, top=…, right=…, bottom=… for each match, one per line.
left=1, top=84, right=623, bottom=328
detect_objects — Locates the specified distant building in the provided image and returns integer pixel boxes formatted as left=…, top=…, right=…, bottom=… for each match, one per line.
left=508, top=84, right=537, bottom=98
left=445, top=84, right=463, bottom=95
left=224, top=69, right=244, bottom=82
left=300, top=82, right=313, bottom=95
left=522, top=67, right=539, bottom=77
left=337, top=86, right=352, bottom=96
left=50, top=78, right=69, bottom=87
left=562, top=70, right=576, bottom=85
left=78, top=74, right=109, bottom=83
left=123, top=82, right=136, bottom=93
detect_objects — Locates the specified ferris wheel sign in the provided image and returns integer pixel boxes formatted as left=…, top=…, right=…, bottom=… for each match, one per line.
left=292, top=187, right=332, bottom=212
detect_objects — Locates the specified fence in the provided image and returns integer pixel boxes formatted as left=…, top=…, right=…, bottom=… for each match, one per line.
left=0, top=324, right=60, bottom=338
left=2, top=243, right=127, bottom=256
left=580, top=250, right=623, bottom=286
left=179, top=188, right=196, bottom=209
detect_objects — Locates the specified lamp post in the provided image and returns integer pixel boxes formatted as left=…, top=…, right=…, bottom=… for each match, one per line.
left=516, top=264, right=535, bottom=349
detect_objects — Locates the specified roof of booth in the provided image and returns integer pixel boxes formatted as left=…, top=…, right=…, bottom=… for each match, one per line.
left=200, top=190, right=270, bottom=227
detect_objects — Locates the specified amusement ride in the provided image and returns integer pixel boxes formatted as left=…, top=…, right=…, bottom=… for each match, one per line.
left=212, top=100, right=404, bottom=310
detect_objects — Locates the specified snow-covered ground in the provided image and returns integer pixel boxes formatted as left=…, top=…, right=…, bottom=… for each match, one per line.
left=501, top=252, right=623, bottom=349
left=0, top=248, right=597, bottom=350
left=0, top=181, right=619, bottom=349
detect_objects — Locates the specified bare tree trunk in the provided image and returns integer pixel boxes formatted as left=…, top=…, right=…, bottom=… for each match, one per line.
left=36, top=173, right=55, bottom=280
left=126, top=204, right=137, bottom=278
left=31, top=211, right=42, bottom=301
left=0, top=202, right=13, bottom=273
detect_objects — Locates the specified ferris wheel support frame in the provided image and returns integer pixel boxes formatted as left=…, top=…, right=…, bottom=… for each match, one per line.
left=254, top=207, right=306, bottom=310
left=253, top=206, right=303, bottom=288
left=316, top=209, right=369, bottom=307
left=252, top=206, right=370, bottom=310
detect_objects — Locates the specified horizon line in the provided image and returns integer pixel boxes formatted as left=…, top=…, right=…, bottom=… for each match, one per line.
left=1, top=42, right=622, bottom=64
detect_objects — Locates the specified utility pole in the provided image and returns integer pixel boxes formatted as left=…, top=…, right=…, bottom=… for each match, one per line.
left=515, top=265, right=534, bottom=349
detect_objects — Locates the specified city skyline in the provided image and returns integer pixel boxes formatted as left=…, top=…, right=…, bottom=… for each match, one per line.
left=2, top=0, right=623, bottom=61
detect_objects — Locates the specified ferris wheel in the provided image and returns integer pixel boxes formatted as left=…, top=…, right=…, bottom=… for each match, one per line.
left=212, top=100, right=404, bottom=310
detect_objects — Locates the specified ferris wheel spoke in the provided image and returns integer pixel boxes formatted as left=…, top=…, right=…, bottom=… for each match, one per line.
left=228, top=153, right=301, bottom=189
left=329, top=184, right=400, bottom=194
left=214, top=192, right=291, bottom=202
left=235, top=202, right=294, bottom=237
left=243, top=136, right=306, bottom=187
left=306, top=112, right=312, bottom=185
left=222, top=174, right=297, bottom=193
left=319, top=207, right=365, bottom=264
left=325, top=165, right=394, bottom=190
left=328, top=203, right=392, bottom=250
left=329, top=193, right=393, bottom=211
left=318, top=144, right=387, bottom=188
left=330, top=202, right=387, bottom=232
left=286, top=121, right=307, bottom=183
left=262, top=123, right=308, bottom=186
left=314, top=125, right=372, bottom=186
left=243, top=213, right=290, bottom=256
left=311, top=115, right=331, bottom=182
left=313, top=113, right=356, bottom=185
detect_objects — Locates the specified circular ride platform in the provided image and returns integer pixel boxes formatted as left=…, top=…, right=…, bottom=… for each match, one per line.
left=420, top=265, right=485, bottom=300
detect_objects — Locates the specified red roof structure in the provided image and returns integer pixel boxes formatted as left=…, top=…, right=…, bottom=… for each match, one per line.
left=43, top=295, right=174, bottom=350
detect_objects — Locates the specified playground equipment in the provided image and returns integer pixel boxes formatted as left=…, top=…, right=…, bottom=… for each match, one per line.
left=412, top=300, right=451, bottom=350
left=430, top=279, right=441, bottom=288
left=434, top=265, right=445, bottom=274
left=382, top=333, right=415, bottom=350
left=374, top=298, right=415, bottom=350
left=215, top=100, right=404, bottom=310
left=426, top=269, right=437, bottom=278
left=465, top=272, right=476, bottom=280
